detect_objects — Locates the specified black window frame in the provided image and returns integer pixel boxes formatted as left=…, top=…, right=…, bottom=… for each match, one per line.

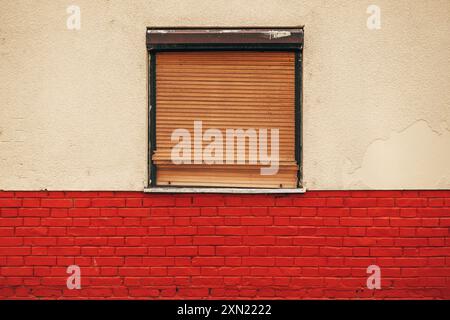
left=146, top=27, right=304, bottom=189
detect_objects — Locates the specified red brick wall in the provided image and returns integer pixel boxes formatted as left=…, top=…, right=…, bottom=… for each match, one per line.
left=1, top=190, right=449, bottom=299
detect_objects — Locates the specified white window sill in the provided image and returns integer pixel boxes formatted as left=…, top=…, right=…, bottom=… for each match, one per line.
left=143, top=187, right=306, bottom=194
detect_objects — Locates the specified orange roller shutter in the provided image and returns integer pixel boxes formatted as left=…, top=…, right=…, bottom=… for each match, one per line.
left=153, top=51, right=298, bottom=188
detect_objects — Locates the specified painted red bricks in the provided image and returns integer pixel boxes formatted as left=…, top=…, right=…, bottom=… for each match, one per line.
left=0, top=190, right=449, bottom=299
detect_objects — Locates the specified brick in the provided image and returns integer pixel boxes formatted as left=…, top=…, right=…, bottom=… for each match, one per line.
left=47, top=247, right=81, bottom=255
left=377, top=198, right=395, bottom=207
left=15, top=227, right=48, bottom=236
left=174, top=197, right=192, bottom=206
left=1, top=267, right=33, bottom=276
left=396, top=198, right=428, bottom=207
left=190, top=216, right=223, bottom=226
left=372, top=217, right=390, bottom=226
left=22, top=198, right=41, bottom=207
left=41, top=199, right=72, bottom=208
left=166, top=246, right=197, bottom=256
left=366, top=227, right=399, bottom=237
left=50, top=208, right=68, bottom=217
left=67, top=227, right=99, bottom=236
left=216, top=246, right=249, bottom=256
left=123, top=217, right=142, bottom=226
left=318, top=207, right=349, bottom=216
left=96, top=257, right=124, bottom=266
left=90, top=217, right=122, bottom=226
left=100, top=208, right=118, bottom=216
left=165, top=226, right=197, bottom=235
left=418, top=191, right=450, bottom=197
left=416, top=228, right=448, bottom=237
left=200, top=207, right=217, bottom=216
left=41, top=218, right=72, bottom=226
left=368, top=207, right=400, bottom=216
left=192, top=257, right=224, bottom=266
left=23, top=237, right=57, bottom=246
left=440, top=218, right=450, bottom=226
left=269, top=207, right=300, bottom=215
left=297, top=207, right=316, bottom=216
left=143, top=257, right=174, bottom=266
left=141, top=217, right=172, bottom=227
left=419, top=248, right=450, bottom=256
left=24, top=256, right=57, bottom=265
left=0, top=199, right=21, bottom=207
left=0, top=218, right=23, bottom=226
left=223, top=196, right=243, bottom=206
left=0, top=227, right=14, bottom=236
left=428, top=198, right=444, bottom=207
left=340, top=218, right=373, bottom=226
left=390, top=217, right=421, bottom=226
left=316, top=227, right=348, bottom=236
left=115, top=247, right=148, bottom=256
left=0, top=191, right=15, bottom=197
left=198, top=246, right=215, bottom=256
left=294, top=257, right=327, bottom=266
left=422, top=218, right=439, bottom=227
left=143, top=196, right=176, bottom=206
left=370, top=248, right=403, bottom=256
left=92, top=198, right=125, bottom=207
left=344, top=198, right=377, bottom=207
left=73, top=198, right=91, bottom=207
left=196, top=226, right=215, bottom=235
left=320, top=247, right=353, bottom=256
left=394, top=238, right=428, bottom=246
left=216, top=226, right=247, bottom=235
left=242, top=257, right=275, bottom=266
left=274, top=216, right=290, bottom=225
left=265, top=226, right=297, bottom=235
left=428, top=238, right=445, bottom=246
left=64, top=191, right=99, bottom=197
left=417, top=208, right=450, bottom=217
left=268, top=246, right=301, bottom=256
left=116, top=227, right=147, bottom=236
left=126, top=198, right=143, bottom=207
left=306, top=191, right=351, bottom=197
left=250, top=207, right=269, bottom=215
left=23, top=217, right=40, bottom=226
left=275, top=196, right=293, bottom=206
left=400, top=208, right=417, bottom=217
left=0, top=237, right=23, bottom=246
left=326, top=198, right=344, bottom=207
left=240, top=196, right=275, bottom=206
left=169, top=207, right=200, bottom=216
left=292, top=198, right=326, bottom=207
left=241, top=216, right=273, bottom=225
left=118, top=208, right=150, bottom=216
left=218, top=207, right=251, bottom=215
left=193, top=236, right=225, bottom=245
left=0, top=208, right=18, bottom=217
left=68, top=208, right=100, bottom=217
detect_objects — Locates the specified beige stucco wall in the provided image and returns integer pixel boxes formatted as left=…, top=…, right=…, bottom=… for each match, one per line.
left=1, top=0, right=449, bottom=191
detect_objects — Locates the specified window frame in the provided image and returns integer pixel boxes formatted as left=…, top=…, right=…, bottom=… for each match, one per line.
left=146, top=27, right=304, bottom=192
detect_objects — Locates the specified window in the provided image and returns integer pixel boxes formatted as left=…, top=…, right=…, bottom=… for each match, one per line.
left=147, top=28, right=303, bottom=190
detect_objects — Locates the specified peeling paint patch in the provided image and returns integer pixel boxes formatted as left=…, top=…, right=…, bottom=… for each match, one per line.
left=343, top=120, right=450, bottom=189
left=266, top=30, right=291, bottom=39
left=149, top=30, right=169, bottom=33
left=218, top=30, right=241, bottom=33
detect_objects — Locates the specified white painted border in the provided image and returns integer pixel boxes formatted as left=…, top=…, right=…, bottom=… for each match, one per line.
left=143, top=187, right=306, bottom=194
